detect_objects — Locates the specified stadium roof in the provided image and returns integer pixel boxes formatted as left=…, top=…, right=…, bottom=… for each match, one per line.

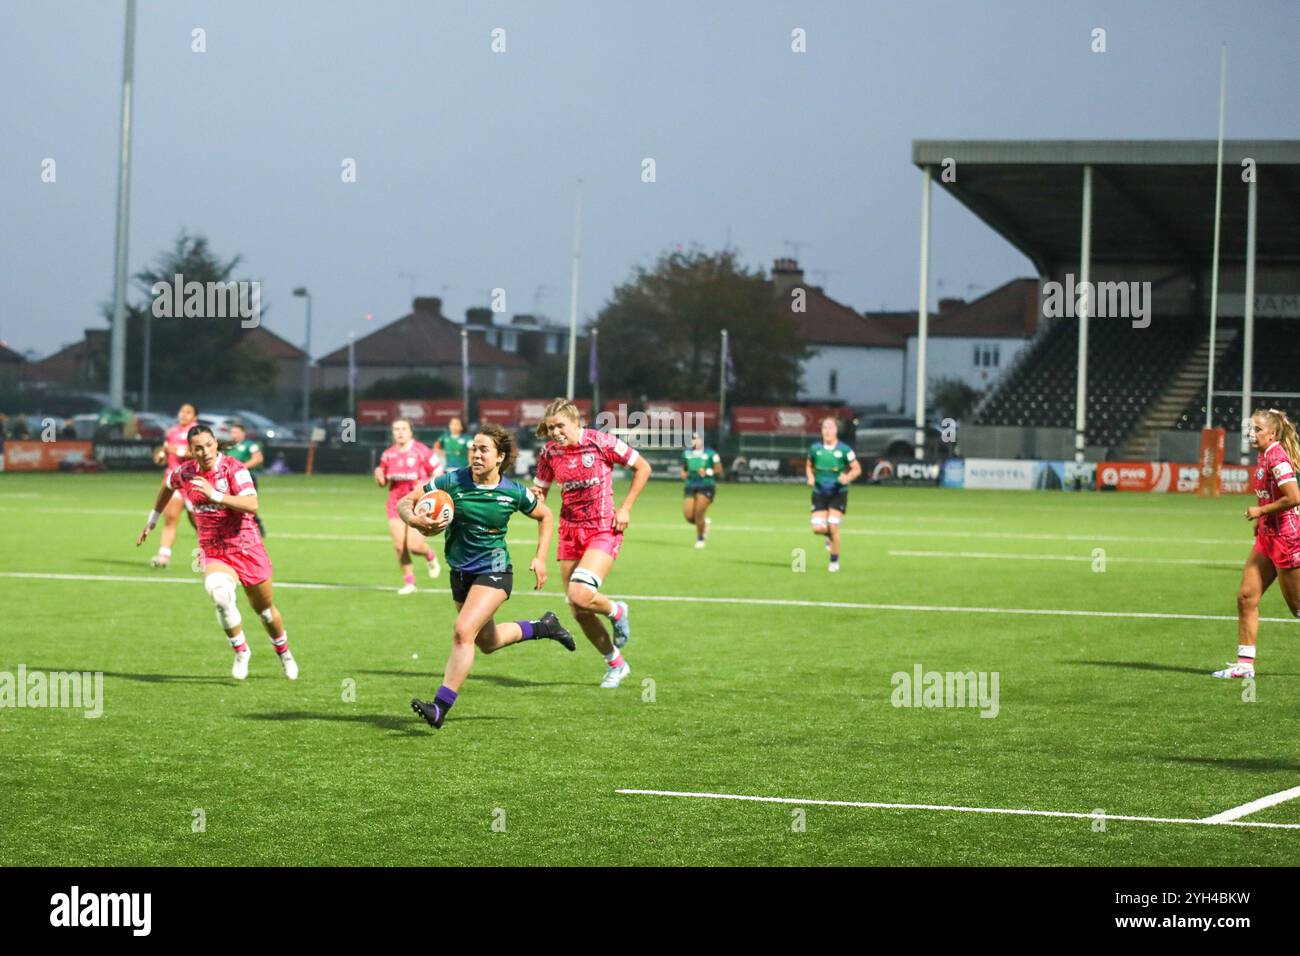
left=912, top=140, right=1300, bottom=273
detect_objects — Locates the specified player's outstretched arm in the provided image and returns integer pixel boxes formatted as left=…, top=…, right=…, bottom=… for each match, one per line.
left=616, top=456, right=653, bottom=529
left=522, top=499, right=553, bottom=590
left=136, top=480, right=175, bottom=545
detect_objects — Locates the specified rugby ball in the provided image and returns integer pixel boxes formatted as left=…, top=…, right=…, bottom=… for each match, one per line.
left=413, top=489, right=454, bottom=535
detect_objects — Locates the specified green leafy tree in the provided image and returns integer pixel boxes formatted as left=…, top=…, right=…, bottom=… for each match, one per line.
left=593, top=248, right=809, bottom=404
left=363, top=373, right=456, bottom=399
left=930, top=376, right=982, bottom=421
left=94, top=232, right=277, bottom=397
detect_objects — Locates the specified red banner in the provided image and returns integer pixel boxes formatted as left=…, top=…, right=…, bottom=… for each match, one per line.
left=356, top=400, right=465, bottom=427
left=642, top=401, right=721, bottom=430
left=479, top=399, right=592, bottom=428
left=2, top=440, right=94, bottom=472
left=730, top=406, right=852, bottom=434
left=1096, top=460, right=1251, bottom=494
left=1197, top=427, right=1226, bottom=497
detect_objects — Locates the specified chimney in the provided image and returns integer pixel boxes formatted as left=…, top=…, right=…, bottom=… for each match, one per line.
left=771, top=257, right=804, bottom=297
left=465, top=307, right=493, bottom=328
left=413, top=296, right=442, bottom=316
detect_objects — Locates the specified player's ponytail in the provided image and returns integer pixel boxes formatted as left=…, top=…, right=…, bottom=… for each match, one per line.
left=535, top=397, right=583, bottom=439
left=1257, top=408, right=1300, bottom=466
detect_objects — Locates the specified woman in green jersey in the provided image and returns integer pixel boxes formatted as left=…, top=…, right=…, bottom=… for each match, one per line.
left=399, top=423, right=574, bottom=729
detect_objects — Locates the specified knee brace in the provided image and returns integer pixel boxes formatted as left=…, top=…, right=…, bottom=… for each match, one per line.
left=569, top=567, right=603, bottom=593
left=827, top=516, right=842, bottom=526
left=810, top=515, right=828, bottom=529
left=204, top=573, right=241, bottom=630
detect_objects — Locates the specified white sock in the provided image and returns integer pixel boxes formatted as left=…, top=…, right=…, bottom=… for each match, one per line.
left=159, top=546, right=172, bottom=558
left=228, top=632, right=247, bottom=651
left=603, top=648, right=623, bottom=665
left=1237, top=644, right=1255, bottom=663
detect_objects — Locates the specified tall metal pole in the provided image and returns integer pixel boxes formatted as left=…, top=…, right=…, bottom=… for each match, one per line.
left=565, top=179, right=584, bottom=399
left=1240, top=176, right=1257, bottom=464
left=302, top=293, right=312, bottom=431
left=914, top=166, right=932, bottom=460
left=142, top=311, right=151, bottom=412
left=1075, top=165, right=1093, bottom=464
left=461, top=327, right=470, bottom=422
left=719, top=328, right=728, bottom=439
left=108, top=0, right=137, bottom=408
left=1206, top=45, right=1227, bottom=429
left=346, top=332, right=356, bottom=422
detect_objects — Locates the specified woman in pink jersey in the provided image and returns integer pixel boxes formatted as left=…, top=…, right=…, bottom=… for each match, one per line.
left=147, top=402, right=199, bottom=568
left=136, top=424, right=298, bottom=681
left=533, top=398, right=652, bottom=688
left=1214, top=408, right=1300, bottom=679
left=373, top=418, right=441, bottom=594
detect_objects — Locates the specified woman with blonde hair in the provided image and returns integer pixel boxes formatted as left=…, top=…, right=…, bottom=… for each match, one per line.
left=1214, top=408, right=1300, bottom=679
left=533, top=398, right=652, bottom=688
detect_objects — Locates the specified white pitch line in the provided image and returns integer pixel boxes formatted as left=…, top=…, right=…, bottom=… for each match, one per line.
left=1, top=570, right=1296, bottom=623
left=889, top=549, right=1240, bottom=567
left=1202, top=785, right=1300, bottom=824
left=615, top=788, right=1300, bottom=830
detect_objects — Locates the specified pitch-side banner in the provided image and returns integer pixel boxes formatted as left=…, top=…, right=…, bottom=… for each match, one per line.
left=1095, top=461, right=1252, bottom=494
left=1197, top=428, right=1226, bottom=497
left=356, top=400, right=464, bottom=427
left=870, top=459, right=943, bottom=486
left=2, top=440, right=94, bottom=472
left=941, top=458, right=1096, bottom=491
left=479, top=399, right=592, bottom=428
left=730, top=406, right=852, bottom=434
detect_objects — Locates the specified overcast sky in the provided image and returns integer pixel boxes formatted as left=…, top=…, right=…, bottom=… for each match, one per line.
left=2, top=0, right=1296, bottom=360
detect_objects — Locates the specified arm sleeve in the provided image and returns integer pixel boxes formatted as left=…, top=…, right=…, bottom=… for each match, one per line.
left=1272, top=455, right=1296, bottom=485
left=597, top=429, right=639, bottom=466
left=534, top=448, right=553, bottom=489
left=517, top=484, right=539, bottom=515
left=165, top=466, right=183, bottom=490
left=233, top=467, right=256, bottom=495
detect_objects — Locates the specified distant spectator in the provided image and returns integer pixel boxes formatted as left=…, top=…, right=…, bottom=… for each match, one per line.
left=60, top=418, right=77, bottom=440
left=11, top=417, right=30, bottom=440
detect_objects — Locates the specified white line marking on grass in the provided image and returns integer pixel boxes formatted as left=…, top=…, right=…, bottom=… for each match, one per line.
left=889, top=549, right=1241, bottom=567
left=2, top=571, right=1297, bottom=623
left=615, top=789, right=1300, bottom=830
left=1202, top=785, right=1300, bottom=823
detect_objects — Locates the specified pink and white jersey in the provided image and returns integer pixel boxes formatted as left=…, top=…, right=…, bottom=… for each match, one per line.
left=1254, top=442, right=1300, bottom=539
left=534, top=427, right=640, bottom=529
left=166, top=454, right=262, bottom=557
left=379, top=441, right=436, bottom=501
left=164, top=422, right=191, bottom=470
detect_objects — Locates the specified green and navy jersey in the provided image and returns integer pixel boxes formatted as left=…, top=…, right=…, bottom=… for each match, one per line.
left=808, top=441, right=857, bottom=494
left=438, top=431, right=471, bottom=469
left=226, top=438, right=262, bottom=468
left=681, top=447, right=722, bottom=489
left=425, top=467, right=538, bottom=573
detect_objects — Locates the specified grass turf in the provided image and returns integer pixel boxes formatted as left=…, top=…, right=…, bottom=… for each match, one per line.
left=1, top=472, right=1298, bottom=865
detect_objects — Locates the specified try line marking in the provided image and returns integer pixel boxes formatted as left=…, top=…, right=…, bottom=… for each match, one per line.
left=0, top=571, right=1296, bottom=624
left=615, top=788, right=1300, bottom=830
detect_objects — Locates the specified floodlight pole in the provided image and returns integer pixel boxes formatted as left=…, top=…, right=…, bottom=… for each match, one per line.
left=108, top=0, right=137, bottom=409
left=914, top=166, right=932, bottom=460
left=1240, top=175, right=1257, bottom=464
left=1074, top=166, right=1093, bottom=464
left=565, top=179, right=584, bottom=400
left=1206, top=45, right=1227, bottom=429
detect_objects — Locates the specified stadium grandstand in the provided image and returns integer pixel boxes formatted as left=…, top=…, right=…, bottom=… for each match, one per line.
left=911, top=140, right=1300, bottom=464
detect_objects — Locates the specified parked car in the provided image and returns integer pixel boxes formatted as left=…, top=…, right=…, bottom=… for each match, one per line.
left=850, top=414, right=943, bottom=460
left=232, top=409, right=299, bottom=442
left=134, top=412, right=173, bottom=442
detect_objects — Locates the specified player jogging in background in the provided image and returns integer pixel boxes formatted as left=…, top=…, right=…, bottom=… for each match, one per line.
left=1213, top=408, right=1300, bottom=679
left=402, top=424, right=574, bottom=730
left=149, top=402, right=199, bottom=568
left=136, top=424, right=298, bottom=681
left=534, top=397, right=653, bottom=688
left=681, top=431, right=720, bottom=548
left=434, top=417, right=470, bottom=472
left=374, top=418, right=441, bottom=593
left=807, top=416, right=861, bottom=572
left=225, top=421, right=267, bottom=539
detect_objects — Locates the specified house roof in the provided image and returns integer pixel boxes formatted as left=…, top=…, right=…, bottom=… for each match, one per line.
left=317, top=298, right=528, bottom=368
left=0, top=343, right=24, bottom=364
left=786, top=283, right=924, bottom=348
left=921, top=278, right=1040, bottom=339
left=243, top=325, right=307, bottom=360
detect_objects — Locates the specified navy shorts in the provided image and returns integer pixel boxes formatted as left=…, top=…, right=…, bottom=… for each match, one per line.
left=811, top=488, right=848, bottom=513
left=450, top=569, right=513, bottom=603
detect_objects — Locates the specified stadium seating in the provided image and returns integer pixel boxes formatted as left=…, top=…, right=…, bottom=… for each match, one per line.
left=1171, top=318, right=1300, bottom=430
left=973, top=316, right=1200, bottom=451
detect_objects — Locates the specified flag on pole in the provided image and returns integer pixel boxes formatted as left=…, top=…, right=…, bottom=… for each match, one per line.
left=588, top=328, right=599, bottom=385
left=721, top=330, right=736, bottom=388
